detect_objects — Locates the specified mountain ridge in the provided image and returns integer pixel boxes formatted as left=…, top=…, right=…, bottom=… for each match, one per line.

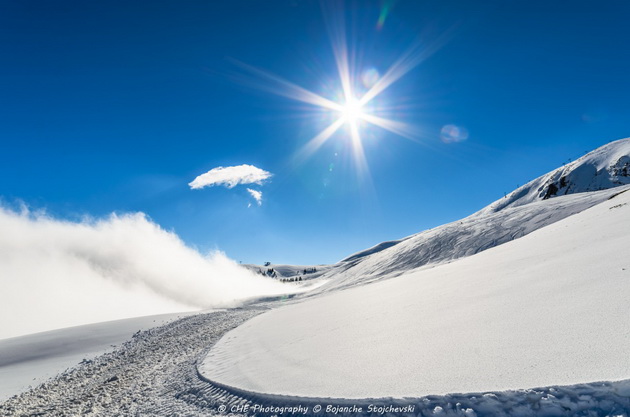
left=480, top=137, right=630, bottom=215
left=312, top=137, right=630, bottom=292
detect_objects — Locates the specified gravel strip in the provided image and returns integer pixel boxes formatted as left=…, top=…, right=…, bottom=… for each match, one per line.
left=0, top=307, right=264, bottom=417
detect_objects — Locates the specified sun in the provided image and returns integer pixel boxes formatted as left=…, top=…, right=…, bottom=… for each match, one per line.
left=339, top=97, right=364, bottom=123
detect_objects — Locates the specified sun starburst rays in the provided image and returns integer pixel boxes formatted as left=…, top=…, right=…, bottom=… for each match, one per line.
left=229, top=5, right=447, bottom=179
left=232, top=56, right=416, bottom=175
left=294, top=117, right=345, bottom=164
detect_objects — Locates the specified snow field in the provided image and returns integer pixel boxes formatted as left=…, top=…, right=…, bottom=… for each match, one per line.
left=201, top=190, right=630, bottom=399
left=3, top=286, right=630, bottom=417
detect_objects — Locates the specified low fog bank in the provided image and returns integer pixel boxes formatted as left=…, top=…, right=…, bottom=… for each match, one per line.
left=0, top=206, right=292, bottom=339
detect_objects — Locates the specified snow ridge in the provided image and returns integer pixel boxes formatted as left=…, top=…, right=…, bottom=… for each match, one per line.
left=314, top=186, right=627, bottom=293
left=481, top=137, right=630, bottom=214
left=315, top=138, right=630, bottom=292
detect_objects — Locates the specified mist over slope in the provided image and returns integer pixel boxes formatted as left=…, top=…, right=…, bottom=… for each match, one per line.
left=0, top=208, right=292, bottom=340
left=316, top=138, right=630, bottom=291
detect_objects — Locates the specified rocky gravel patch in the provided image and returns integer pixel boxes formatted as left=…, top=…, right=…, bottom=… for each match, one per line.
left=0, top=307, right=264, bottom=417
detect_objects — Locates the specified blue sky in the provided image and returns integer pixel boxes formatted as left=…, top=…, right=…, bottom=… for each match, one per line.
left=1, top=0, right=629, bottom=265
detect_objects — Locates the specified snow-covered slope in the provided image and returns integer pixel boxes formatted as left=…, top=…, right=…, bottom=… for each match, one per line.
left=201, top=189, right=630, bottom=399
left=315, top=138, right=630, bottom=291
left=480, top=137, right=630, bottom=214
left=315, top=187, right=627, bottom=293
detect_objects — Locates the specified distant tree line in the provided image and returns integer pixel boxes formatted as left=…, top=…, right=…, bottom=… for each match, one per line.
left=281, top=277, right=302, bottom=283
left=258, top=268, right=277, bottom=278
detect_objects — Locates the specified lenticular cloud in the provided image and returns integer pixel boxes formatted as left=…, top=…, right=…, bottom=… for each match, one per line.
left=189, top=164, right=272, bottom=189
left=0, top=206, right=289, bottom=339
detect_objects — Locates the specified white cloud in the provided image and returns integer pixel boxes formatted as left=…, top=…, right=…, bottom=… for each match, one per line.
left=0, top=206, right=296, bottom=339
left=189, top=164, right=272, bottom=190
left=247, top=188, right=263, bottom=206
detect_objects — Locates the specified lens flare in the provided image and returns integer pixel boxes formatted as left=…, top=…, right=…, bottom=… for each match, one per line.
left=361, top=68, right=380, bottom=88
left=376, top=0, right=397, bottom=30
left=440, top=124, right=469, bottom=143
